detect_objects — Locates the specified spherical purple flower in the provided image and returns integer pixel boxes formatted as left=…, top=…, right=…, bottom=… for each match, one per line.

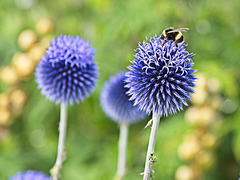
left=125, top=35, right=196, bottom=116
left=9, top=170, right=51, bottom=180
left=101, top=72, right=146, bottom=124
left=36, top=35, right=98, bottom=105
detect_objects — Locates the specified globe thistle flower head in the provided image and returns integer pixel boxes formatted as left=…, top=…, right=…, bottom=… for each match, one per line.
left=9, top=170, right=52, bottom=180
left=125, top=35, right=196, bottom=117
left=36, top=35, right=98, bottom=105
left=101, top=72, right=146, bottom=124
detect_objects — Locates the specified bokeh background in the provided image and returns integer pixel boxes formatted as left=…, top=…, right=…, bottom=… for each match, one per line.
left=0, top=0, right=239, bottom=179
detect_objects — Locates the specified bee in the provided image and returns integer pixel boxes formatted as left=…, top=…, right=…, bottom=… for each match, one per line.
left=160, top=27, right=189, bottom=47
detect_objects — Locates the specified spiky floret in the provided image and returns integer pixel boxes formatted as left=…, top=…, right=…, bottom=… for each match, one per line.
left=101, top=72, right=146, bottom=124
left=35, top=35, right=98, bottom=105
left=125, top=35, right=196, bottom=116
left=9, top=170, right=51, bottom=180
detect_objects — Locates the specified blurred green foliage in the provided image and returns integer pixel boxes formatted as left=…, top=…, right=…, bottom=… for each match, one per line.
left=0, top=0, right=239, bottom=179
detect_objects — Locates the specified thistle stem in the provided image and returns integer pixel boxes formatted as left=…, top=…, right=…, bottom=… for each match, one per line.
left=116, top=122, right=129, bottom=180
left=50, top=102, right=68, bottom=180
left=143, top=111, right=161, bottom=180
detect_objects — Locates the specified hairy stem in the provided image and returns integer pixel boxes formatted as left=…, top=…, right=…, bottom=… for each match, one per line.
left=50, top=102, right=68, bottom=180
left=116, top=122, right=129, bottom=180
left=143, top=111, right=161, bottom=180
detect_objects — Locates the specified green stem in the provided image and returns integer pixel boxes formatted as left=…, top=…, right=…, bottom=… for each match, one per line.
left=50, top=102, right=68, bottom=180
left=116, top=122, right=129, bottom=180
left=143, top=111, right=161, bottom=180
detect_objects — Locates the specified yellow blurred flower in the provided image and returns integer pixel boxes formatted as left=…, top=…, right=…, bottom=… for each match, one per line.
left=28, top=44, right=46, bottom=63
left=0, top=108, right=11, bottom=126
left=175, top=165, right=195, bottom=180
left=9, top=89, right=27, bottom=112
left=0, top=66, right=18, bottom=84
left=0, top=93, right=9, bottom=108
left=178, top=139, right=201, bottom=161
left=12, top=53, right=35, bottom=77
left=185, top=106, right=216, bottom=127
left=195, top=150, right=216, bottom=170
left=35, top=18, right=54, bottom=36
left=18, top=30, right=38, bottom=51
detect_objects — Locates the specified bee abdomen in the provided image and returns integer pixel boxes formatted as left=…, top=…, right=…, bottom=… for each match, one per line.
left=176, top=35, right=184, bottom=44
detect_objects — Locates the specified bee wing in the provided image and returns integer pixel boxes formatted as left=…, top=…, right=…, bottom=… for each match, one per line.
left=167, top=30, right=180, bottom=33
left=176, top=28, right=189, bottom=32
left=167, top=28, right=189, bottom=33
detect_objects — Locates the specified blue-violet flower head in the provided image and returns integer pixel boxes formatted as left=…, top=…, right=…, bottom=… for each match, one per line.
left=101, top=72, right=146, bottom=124
left=36, top=35, right=98, bottom=105
left=9, top=170, right=51, bottom=180
left=125, top=35, right=196, bottom=116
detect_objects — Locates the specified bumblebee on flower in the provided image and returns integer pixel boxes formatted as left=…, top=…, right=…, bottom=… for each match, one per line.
left=125, top=34, right=196, bottom=117
left=125, top=30, right=196, bottom=180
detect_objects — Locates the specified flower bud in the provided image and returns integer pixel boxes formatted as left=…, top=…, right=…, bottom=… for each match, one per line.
left=175, top=165, right=195, bottom=180
left=195, top=150, right=215, bottom=170
left=0, top=93, right=9, bottom=107
left=191, top=88, right=208, bottom=105
left=125, top=35, right=196, bottom=116
left=35, top=35, right=98, bottom=104
left=9, top=89, right=27, bottom=111
left=0, top=108, right=11, bottom=126
left=12, top=53, right=34, bottom=77
left=201, top=133, right=218, bottom=150
left=0, top=66, right=18, bottom=84
left=40, top=35, right=52, bottom=48
left=209, top=95, right=222, bottom=110
left=178, top=140, right=201, bottom=161
left=18, top=30, right=38, bottom=50
left=35, top=18, right=54, bottom=35
left=28, top=44, right=46, bottom=63
left=195, top=73, right=208, bottom=89
left=185, top=106, right=215, bottom=127
left=101, top=72, right=146, bottom=124
left=207, top=78, right=221, bottom=94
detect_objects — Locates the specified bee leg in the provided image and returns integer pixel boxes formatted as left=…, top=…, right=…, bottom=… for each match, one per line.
left=173, top=40, right=178, bottom=48
left=162, top=39, right=166, bottom=46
